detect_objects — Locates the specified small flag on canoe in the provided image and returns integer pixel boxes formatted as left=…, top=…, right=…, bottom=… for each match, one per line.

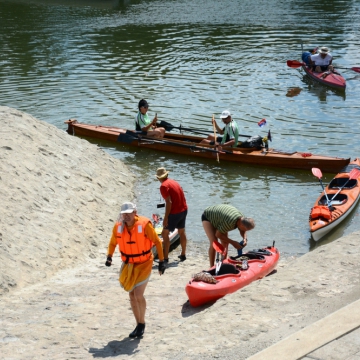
left=258, top=118, right=266, bottom=128
left=267, top=129, right=272, bottom=142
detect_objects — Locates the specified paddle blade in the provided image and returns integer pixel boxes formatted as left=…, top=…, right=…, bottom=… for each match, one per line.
left=312, top=167, right=323, bottom=179
left=287, top=60, right=305, bottom=68
left=351, top=67, right=360, bottom=73
left=349, top=168, right=360, bottom=180
left=213, top=240, right=226, bottom=256
left=157, top=120, right=174, bottom=131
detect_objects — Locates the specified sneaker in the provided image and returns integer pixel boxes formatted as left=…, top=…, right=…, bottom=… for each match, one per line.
left=178, top=255, right=186, bottom=262
left=164, top=258, right=169, bottom=263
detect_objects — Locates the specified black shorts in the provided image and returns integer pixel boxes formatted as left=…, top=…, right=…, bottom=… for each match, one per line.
left=201, top=212, right=209, bottom=222
left=164, top=209, right=188, bottom=232
left=209, top=136, right=223, bottom=145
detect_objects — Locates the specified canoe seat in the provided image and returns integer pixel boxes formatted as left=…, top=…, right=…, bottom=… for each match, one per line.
left=328, top=178, right=357, bottom=189
left=318, top=194, right=347, bottom=206
left=207, top=264, right=240, bottom=276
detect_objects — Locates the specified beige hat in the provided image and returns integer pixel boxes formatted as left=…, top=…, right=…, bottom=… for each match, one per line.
left=318, top=47, right=329, bottom=54
left=120, top=202, right=137, bottom=214
left=155, top=167, right=169, bottom=180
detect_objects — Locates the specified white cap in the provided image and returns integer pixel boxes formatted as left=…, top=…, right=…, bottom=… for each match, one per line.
left=220, top=110, right=231, bottom=119
left=120, top=202, right=137, bottom=214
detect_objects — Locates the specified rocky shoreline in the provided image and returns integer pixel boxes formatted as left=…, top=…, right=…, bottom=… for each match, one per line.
left=1, top=107, right=359, bottom=359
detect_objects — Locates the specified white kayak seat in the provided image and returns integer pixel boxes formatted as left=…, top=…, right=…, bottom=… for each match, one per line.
left=318, top=193, right=347, bottom=206
left=329, top=178, right=357, bottom=189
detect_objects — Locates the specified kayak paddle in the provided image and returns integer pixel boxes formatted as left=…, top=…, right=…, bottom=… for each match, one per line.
left=213, top=241, right=226, bottom=276
left=332, top=168, right=360, bottom=199
left=287, top=60, right=360, bottom=73
left=312, top=167, right=332, bottom=207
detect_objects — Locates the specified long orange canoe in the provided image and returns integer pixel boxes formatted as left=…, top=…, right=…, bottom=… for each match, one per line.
left=64, top=119, right=350, bottom=173
left=309, top=158, right=360, bottom=241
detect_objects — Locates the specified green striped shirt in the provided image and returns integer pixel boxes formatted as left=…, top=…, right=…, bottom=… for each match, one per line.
left=204, top=204, right=243, bottom=234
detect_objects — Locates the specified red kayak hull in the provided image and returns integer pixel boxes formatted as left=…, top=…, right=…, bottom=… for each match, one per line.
left=302, top=65, right=346, bottom=90
left=185, top=246, right=280, bottom=307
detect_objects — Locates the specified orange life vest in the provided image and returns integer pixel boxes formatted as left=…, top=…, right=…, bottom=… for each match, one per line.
left=310, top=205, right=332, bottom=220
left=116, top=216, right=153, bottom=264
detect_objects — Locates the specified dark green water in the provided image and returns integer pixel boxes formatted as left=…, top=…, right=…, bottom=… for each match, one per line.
left=1, top=0, right=359, bottom=257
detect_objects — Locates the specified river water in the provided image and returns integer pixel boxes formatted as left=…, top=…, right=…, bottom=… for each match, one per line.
left=1, top=0, right=359, bottom=257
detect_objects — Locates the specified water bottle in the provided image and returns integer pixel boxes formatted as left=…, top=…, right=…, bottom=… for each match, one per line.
left=237, top=240, right=244, bottom=256
left=241, top=259, right=248, bottom=270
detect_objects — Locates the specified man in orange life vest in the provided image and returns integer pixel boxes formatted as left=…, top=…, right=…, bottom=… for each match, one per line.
left=105, top=202, right=166, bottom=338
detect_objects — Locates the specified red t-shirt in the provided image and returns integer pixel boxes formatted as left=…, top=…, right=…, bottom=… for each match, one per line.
left=160, top=178, right=187, bottom=214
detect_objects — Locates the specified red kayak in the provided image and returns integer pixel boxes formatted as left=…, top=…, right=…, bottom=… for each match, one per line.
left=185, top=244, right=280, bottom=307
left=302, top=64, right=346, bottom=90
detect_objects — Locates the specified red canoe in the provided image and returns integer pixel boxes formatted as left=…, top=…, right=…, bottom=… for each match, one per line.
left=302, top=65, right=346, bottom=90
left=185, top=245, right=280, bottom=307
left=309, top=158, right=360, bottom=241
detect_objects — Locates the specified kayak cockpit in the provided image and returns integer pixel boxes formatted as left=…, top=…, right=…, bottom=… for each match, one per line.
left=318, top=194, right=347, bottom=206
left=207, top=264, right=240, bottom=276
left=329, top=178, right=357, bottom=189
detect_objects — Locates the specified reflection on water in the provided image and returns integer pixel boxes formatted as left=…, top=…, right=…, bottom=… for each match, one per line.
left=1, top=0, right=360, bottom=257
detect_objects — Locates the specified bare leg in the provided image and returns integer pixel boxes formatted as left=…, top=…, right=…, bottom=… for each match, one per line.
left=200, top=135, right=215, bottom=145
left=178, top=228, right=187, bottom=256
left=162, top=229, right=170, bottom=259
left=129, top=281, right=148, bottom=325
left=202, top=220, right=217, bottom=267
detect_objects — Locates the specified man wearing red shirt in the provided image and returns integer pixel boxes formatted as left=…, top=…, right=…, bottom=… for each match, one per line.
left=155, top=167, right=188, bottom=262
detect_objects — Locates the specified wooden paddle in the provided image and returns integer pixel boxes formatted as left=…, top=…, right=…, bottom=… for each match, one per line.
left=212, top=114, right=220, bottom=163
left=312, top=167, right=332, bottom=208
left=332, top=168, right=360, bottom=199
left=287, top=60, right=360, bottom=73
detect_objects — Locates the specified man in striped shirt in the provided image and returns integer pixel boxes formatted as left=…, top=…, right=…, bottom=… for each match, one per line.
left=202, top=204, right=255, bottom=267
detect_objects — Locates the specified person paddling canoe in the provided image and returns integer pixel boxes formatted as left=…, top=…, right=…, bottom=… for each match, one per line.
left=135, top=99, right=165, bottom=138
left=200, top=110, right=239, bottom=148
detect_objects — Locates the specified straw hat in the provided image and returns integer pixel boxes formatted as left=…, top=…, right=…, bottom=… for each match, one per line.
left=155, top=167, right=169, bottom=180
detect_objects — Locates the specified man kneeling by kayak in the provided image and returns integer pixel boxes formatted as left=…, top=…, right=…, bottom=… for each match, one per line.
left=201, top=204, right=255, bottom=267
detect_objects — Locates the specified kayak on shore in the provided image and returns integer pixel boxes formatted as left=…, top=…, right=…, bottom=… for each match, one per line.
left=185, top=243, right=280, bottom=307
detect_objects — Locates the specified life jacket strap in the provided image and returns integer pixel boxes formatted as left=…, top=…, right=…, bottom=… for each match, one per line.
left=121, top=249, right=152, bottom=264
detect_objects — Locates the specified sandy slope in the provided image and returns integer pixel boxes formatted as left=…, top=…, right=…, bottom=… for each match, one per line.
left=0, top=107, right=359, bottom=360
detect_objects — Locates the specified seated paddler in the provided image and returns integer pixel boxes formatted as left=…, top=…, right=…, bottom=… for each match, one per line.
left=200, top=110, right=239, bottom=148
left=309, top=46, right=334, bottom=73
left=135, top=99, right=165, bottom=138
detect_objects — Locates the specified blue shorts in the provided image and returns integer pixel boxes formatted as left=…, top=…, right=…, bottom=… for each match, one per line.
left=164, top=209, right=187, bottom=232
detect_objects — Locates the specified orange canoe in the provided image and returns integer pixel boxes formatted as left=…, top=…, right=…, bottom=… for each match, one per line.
left=64, top=119, right=350, bottom=173
left=309, top=158, right=360, bottom=241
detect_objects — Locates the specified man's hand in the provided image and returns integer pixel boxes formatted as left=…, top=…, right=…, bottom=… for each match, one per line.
left=158, top=261, right=166, bottom=275
left=105, top=256, right=112, bottom=267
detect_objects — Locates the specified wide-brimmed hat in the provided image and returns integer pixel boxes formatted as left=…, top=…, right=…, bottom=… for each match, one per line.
left=155, top=167, right=169, bottom=180
left=318, top=47, right=329, bottom=54
left=120, top=202, right=137, bottom=214
left=220, top=110, right=231, bottom=119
